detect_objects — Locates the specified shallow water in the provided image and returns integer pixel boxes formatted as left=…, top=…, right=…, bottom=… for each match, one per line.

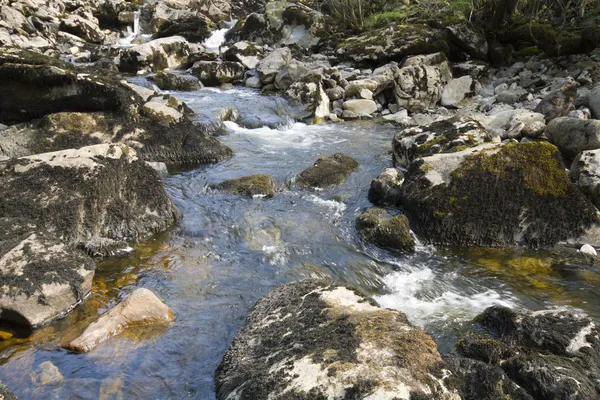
left=1, top=86, right=600, bottom=399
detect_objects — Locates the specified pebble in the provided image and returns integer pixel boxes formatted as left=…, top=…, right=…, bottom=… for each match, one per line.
left=580, top=244, right=597, bottom=256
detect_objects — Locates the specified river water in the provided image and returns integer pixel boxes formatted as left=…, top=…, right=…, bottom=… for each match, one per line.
left=2, top=66, right=600, bottom=400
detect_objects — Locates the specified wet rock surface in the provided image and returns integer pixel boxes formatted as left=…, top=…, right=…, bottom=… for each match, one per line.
left=215, top=174, right=276, bottom=198
left=297, top=153, right=359, bottom=189
left=356, top=208, right=415, bottom=253
left=215, top=279, right=460, bottom=400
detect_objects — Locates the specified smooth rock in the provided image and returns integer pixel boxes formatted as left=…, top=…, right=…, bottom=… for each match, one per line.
left=546, top=118, right=600, bottom=158
left=297, top=153, right=358, bottom=189
left=441, top=76, right=474, bottom=107
left=216, top=174, right=276, bottom=198
left=343, top=99, right=377, bottom=115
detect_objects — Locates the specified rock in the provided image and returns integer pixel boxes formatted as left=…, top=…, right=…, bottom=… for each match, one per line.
left=215, top=279, right=461, bottom=400
left=190, top=60, right=245, bottom=86
left=274, top=59, right=307, bottom=91
left=30, top=361, right=64, bottom=386
left=143, top=97, right=185, bottom=124
left=65, top=288, right=174, bottom=353
left=570, top=149, right=600, bottom=209
left=337, top=24, right=448, bottom=65
left=245, top=75, right=262, bottom=88
left=535, top=77, right=578, bottom=122
left=223, top=41, right=263, bottom=70
left=589, top=84, right=600, bottom=119
left=434, top=11, right=488, bottom=59
left=0, top=232, right=94, bottom=328
left=479, top=109, right=546, bottom=139
left=368, top=168, right=404, bottom=206
left=393, top=116, right=491, bottom=168
left=344, top=79, right=378, bottom=99
left=343, top=99, right=377, bottom=115
left=496, top=88, right=529, bottom=105
left=60, top=15, right=104, bottom=44
left=119, top=36, right=191, bottom=73
left=151, top=2, right=214, bottom=41
left=441, top=76, right=474, bottom=107
left=0, top=144, right=178, bottom=253
left=216, top=174, right=276, bottom=198
left=356, top=208, right=415, bottom=252
left=0, top=382, right=16, bottom=400
left=286, top=73, right=330, bottom=122
left=401, top=142, right=598, bottom=247
left=580, top=244, right=597, bottom=256
left=256, top=47, right=291, bottom=84
left=148, top=72, right=202, bottom=91
left=546, top=118, right=600, bottom=158
left=341, top=110, right=358, bottom=120
left=297, top=153, right=358, bottom=189
left=326, top=86, right=344, bottom=101
left=451, top=306, right=600, bottom=399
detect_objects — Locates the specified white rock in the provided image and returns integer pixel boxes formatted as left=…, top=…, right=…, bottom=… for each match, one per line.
left=580, top=244, right=597, bottom=256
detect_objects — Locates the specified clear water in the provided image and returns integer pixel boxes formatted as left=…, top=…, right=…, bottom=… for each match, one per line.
left=1, top=86, right=600, bottom=399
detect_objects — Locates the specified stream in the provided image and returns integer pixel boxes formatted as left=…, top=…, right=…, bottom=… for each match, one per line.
left=2, top=30, right=600, bottom=400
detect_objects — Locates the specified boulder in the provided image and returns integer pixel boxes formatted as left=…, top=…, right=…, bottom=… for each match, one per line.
left=441, top=76, right=474, bottom=107
left=0, top=144, right=178, bottom=252
left=215, top=174, right=276, bottom=198
left=59, top=15, right=105, bottom=44
left=401, top=142, right=598, bottom=247
left=0, top=232, right=94, bottom=328
left=451, top=306, right=600, bottom=399
left=256, top=47, right=291, bottom=84
left=356, top=208, right=415, bottom=252
left=274, top=59, right=308, bottom=90
left=189, top=60, right=245, bottom=86
left=119, top=36, right=191, bottom=73
left=151, top=2, right=214, bottom=41
left=215, top=279, right=461, bottom=400
left=393, top=116, right=491, bottom=168
left=571, top=149, right=600, bottom=209
left=344, top=79, right=378, bottom=99
left=342, top=99, right=377, bottom=115
left=297, top=153, right=358, bottom=189
left=65, top=288, right=174, bottom=352
left=546, top=118, right=600, bottom=158
left=337, top=24, right=448, bottom=65
left=222, top=41, right=263, bottom=70
left=286, top=73, right=330, bottom=122
left=368, top=168, right=404, bottom=206
left=589, top=84, right=600, bottom=119
left=535, top=77, right=578, bottom=122
left=479, top=109, right=546, bottom=139
left=432, top=11, right=488, bottom=59
left=148, top=71, right=203, bottom=91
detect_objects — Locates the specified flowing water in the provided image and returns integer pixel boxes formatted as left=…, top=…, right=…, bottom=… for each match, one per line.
left=3, top=73, right=600, bottom=400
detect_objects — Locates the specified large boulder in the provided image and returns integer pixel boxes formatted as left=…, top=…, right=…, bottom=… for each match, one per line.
left=546, top=117, right=600, bottom=158
left=119, top=36, right=192, bottom=73
left=59, top=14, right=105, bottom=44
left=0, top=144, right=178, bottom=252
left=401, top=142, right=598, bottom=247
left=189, top=60, right=245, bottom=86
left=368, top=168, right=404, bottom=206
left=65, top=288, right=174, bottom=352
left=274, top=59, right=308, bottom=90
left=534, top=77, right=578, bottom=122
left=337, top=24, right=448, bottom=66
left=215, top=279, right=461, bottom=400
left=393, top=116, right=491, bottom=168
left=151, top=1, right=214, bottom=41
left=148, top=71, right=203, bottom=91
left=356, top=208, right=415, bottom=252
left=297, top=153, right=358, bottom=189
left=451, top=306, right=600, bottom=399
left=286, top=73, right=330, bottom=122
left=343, top=99, right=377, bottom=115
left=222, top=41, right=264, bottom=69
left=0, top=232, right=94, bottom=328
left=571, top=149, right=600, bottom=209
left=589, top=84, right=600, bottom=119
left=256, top=47, right=291, bottom=84
left=441, top=76, right=475, bottom=107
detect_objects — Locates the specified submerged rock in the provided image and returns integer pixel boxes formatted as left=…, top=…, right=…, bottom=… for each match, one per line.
left=451, top=306, right=600, bottom=400
left=297, top=153, right=359, bottom=189
left=30, top=361, right=64, bottom=386
left=216, top=174, right=276, bottom=198
left=546, top=117, right=600, bottom=158
left=401, top=142, right=598, bottom=247
left=393, top=116, right=491, bottom=168
left=215, top=279, right=460, bottom=400
left=356, top=208, right=415, bottom=252
left=65, top=288, right=174, bottom=353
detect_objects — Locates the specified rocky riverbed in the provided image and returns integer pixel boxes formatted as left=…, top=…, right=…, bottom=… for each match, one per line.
left=2, top=0, right=600, bottom=398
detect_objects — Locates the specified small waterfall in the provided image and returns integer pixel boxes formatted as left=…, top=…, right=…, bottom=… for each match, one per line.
left=202, top=19, right=236, bottom=53
left=133, top=11, right=140, bottom=37
left=119, top=10, right=145, bottom=48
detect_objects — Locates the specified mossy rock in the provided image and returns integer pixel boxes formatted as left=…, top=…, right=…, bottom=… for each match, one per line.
left=505, top=23, right=587, bottom=57
left=297, top=153, right=359, bottom=189
left=402, top=142, right=598, bottom=247
left=356, top=208, right=415, bottom=252
left=216, top=174, right=276, bottom=198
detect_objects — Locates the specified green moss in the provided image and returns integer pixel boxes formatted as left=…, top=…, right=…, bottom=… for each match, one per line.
left=514, top=46, right=542, bottom=57
left=356, top=208, right=415, bottom=252
left=216, top=174, right=276, bottom=198
left=433, top=210, right=447, bottom=219
left=364, top=9, right=410, bottom=30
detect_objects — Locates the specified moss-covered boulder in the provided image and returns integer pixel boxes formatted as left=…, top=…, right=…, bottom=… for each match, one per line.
left=450, top=306, right=600, bottom=399
left=393, top=116, right=492, bottom=168
left=297, top=153, right=359, bottom=189
left=368, top=168, right=404, bottom=206
left=401, top=142, right=598, bottom=247
left=151, top=2, right=214, bottom=41
left=216, top=174, right=276, bottom=198
left=215, top=279, right=461, bottom=399
left=504, top=22, right=589, bottom=57
left=356, top=208, right=415, bottom=252
left=337, top=24, right=448, bottom=66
